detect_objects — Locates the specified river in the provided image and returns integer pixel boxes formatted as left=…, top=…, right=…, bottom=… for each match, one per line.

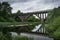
left=11, top=24, right=54, bottom=40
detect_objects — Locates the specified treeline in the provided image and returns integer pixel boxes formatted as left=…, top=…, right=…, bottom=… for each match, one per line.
left=0, top=2, right=40, bottom=22
left=46, top=7, right=60, bottom=40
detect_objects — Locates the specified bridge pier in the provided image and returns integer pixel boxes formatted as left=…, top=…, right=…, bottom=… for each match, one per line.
left=41, top=13, right=46, bottom=33
left=34, top=13, right=46, bottom=33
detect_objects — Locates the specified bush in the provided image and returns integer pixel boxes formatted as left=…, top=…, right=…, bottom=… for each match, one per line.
left=0, top=16, right=7, bottom=22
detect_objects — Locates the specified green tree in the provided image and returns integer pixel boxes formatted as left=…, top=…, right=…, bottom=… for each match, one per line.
left=46, top=7, right=60, bottom=40
left=14, top=10, right=22, bottom=22
left=0, top=2, right=16, bottom=22
left=1, top=2, right=12, bottom=17
left=17, top=10, right=21, bottom=14
left=15, top=16, right=22, bottom=22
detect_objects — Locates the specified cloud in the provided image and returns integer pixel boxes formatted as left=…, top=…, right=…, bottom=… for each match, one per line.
left=0, top=0, right=60, bottom=13
left=0, top=0, right=32, bottom=4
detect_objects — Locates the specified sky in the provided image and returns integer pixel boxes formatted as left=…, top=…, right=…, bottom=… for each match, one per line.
left=0, top=0, right=60, bottom=13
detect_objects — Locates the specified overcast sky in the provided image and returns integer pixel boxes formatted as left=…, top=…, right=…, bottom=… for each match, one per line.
left=0, top=0, right=60, bottom=13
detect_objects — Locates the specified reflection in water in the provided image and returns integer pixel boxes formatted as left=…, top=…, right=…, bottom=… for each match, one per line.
left=11, top=32, right=53, bottom=40
left=32, top=24, right=41, bottom=32
left=20, top=33, right=53, bottom=40
left=11, top=24, right=53, bottom=40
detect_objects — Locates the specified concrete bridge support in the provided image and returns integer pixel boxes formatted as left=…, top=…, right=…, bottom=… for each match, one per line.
left=34, top=13, right=47, bottom=33
left=40, top=13, right=47, bottom=33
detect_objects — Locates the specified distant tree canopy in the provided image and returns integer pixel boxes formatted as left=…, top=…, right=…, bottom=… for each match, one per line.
left=46, top=7, right=60, bottom=40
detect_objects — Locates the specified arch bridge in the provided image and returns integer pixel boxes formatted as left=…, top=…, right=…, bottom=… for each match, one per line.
left=13, top=10, right=50, bottom=22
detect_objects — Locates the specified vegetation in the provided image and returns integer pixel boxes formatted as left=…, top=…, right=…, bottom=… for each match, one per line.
left=27, top=16, right=40, bottom=22
left=0, top=32, right=12, bottom=40
left=46, top=7, right=60, bottom=40
left=0, top=2, right=16, bottom=22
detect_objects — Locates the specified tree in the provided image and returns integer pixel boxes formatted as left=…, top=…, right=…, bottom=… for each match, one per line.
left=17, top=10, right=21, bottom=14
left=46, top=7, right=60, bottom=40
left=14, top=10, right=22, bottom=22
left=15, top=16, right=22, bottom=22
left=0, top=2, right=12, bottom=18
left=2, top=2, right=12, bottom=17
left=0, top=2, right=16, bottom=22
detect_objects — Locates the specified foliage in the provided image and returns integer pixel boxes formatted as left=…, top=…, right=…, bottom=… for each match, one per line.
left=0, top=2, right=12, bottom=17
left=0, top=2, right=19, bottom=22
left=16, top=10, right=21, bottom=14
left=0, top=32, right=12, bottom=40
left=27, top=16, right=40, bottom=22
left=46, top=7, right=60, bottom=40
left=46, top=7, right=60, bottom=23
left=0, top=2, right=15, bottom=22
left=0, top=16, right=7, bottom=22
left=15, top=16, right=22, bottom=22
